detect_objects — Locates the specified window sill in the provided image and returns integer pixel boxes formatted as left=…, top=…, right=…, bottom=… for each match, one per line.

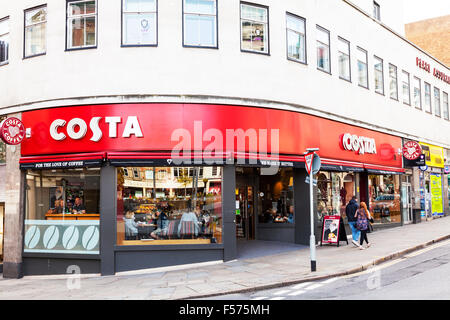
left=65, top=46, right=97, bottom=52
left=0, top=61, right=9, bottom=67
left=317, top=67, right=331, bottom=75
left=23, top=52, right=46, bottom=60
left=358, top=84, right=369, bottom=90
left=339, top=76, right=352, bottom=83
left=375, top=91, right=385, bottom=96
left=287, top=57, right=307, bottom=66
left=183, top=44, right=218, bottom=49
left=121, top=44, right=158, bottom=48
left=241, top=49, right=270, bottom=56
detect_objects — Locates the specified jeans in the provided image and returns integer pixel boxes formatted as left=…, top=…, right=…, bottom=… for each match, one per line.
left=348, top=221, right=360, bottom=242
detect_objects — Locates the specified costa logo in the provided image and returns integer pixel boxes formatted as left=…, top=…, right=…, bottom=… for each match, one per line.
left=0, top=117, right=26, bottom=145
left=402, top=141, right=422, bottom=160
left=50, top=116, right=143, bottom=142
left=341, top=133, right=377, bottom=155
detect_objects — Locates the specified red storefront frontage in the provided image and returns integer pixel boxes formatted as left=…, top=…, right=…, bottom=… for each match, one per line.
left=18, top=103, right=403, bottom=275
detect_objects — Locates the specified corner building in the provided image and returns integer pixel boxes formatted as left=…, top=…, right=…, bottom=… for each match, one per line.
left=0, top=0, right=449, bottom=277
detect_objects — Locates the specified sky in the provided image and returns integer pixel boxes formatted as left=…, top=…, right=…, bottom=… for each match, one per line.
left=402, top=0, right=450, bottom=23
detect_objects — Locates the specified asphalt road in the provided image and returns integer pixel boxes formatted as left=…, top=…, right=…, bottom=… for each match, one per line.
left=203, top=240, right=450, bottom=300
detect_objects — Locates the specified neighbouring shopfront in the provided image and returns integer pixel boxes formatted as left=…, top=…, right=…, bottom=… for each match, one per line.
left=14, top=103, right=403, bottom=275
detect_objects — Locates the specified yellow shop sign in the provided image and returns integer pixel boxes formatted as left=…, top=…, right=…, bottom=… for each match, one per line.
left=419, top=142, right=444, bottom=168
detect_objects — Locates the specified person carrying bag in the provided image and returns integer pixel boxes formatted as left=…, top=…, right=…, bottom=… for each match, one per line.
left=354, top=202, right=372, bottom=250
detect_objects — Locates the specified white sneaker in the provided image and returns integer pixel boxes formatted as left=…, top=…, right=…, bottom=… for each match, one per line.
left=359, top=245, right=365, bottom=250
left=352, top=240, right=359, bottom=247
left=366, top=243, right=371, bottom=248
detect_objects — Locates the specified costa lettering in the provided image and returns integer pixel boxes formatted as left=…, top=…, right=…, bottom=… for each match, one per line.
left=50, top=116, right=143, bottom=141
left=0, top=117, right=26, bottom=145
left=342, top=133, right=377, bottom=155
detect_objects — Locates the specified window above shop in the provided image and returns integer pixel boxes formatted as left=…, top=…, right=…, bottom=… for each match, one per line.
left=240, top=2, right=269, bottom=54
left=122, top=0, right=157, bottom=46
left=24, top=5, right=47, bottom=58
left=183, top=0, right=217, bottom=48
left=66, top=0, right=97, bottom=50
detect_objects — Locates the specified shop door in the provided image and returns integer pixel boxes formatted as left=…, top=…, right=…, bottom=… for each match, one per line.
left=401, top=181, right=413, bottom=224
left=236, top=185, right=255, bottom=240
left=0, top=203, right=3, bottom=262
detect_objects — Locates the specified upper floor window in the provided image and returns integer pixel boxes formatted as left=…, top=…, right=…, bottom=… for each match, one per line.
left=24, top=5, right=47, bottom=58
left=443, top=92, right=449, bottom=120
left=240, top=3, right=268, bottom=54
left=67, top=0, right=97, bottom=50
left=434, top=87, right=441, bottom=117
left=338, top=37, right=350, bottom=81
left=374, top=56, right=384, bottom=94
left=389, top=64, right=398, bottom=100
left=356, top=47, right=368, bottom=88
left=316, top=25, right=330, bottom=73
left=0, top=17, right=9, bottom=64
left=183, top=0, right=217, bottom=48
left=122, top=0, right=157, bottom=46
left=286, top=13, right=306, bottom=64
left=402, top=70, right=410, bottom=105
left=413, top=76, right=422, bottom=109
left=424, top=82, right=432, bottom=113
left=373, top=1, right=381, bottom=21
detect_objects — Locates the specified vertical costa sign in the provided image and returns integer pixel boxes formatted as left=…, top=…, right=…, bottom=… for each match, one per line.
left=0, top=117, right=26, bottom=145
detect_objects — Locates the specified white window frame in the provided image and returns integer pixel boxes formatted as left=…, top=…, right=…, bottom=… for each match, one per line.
left=316, top=25, right=330, bottom=73
left=183, top=0, right=218, bottom=48
left=338, top=37, right=351, bottom=81
left=373, top=1, right=381, bottom=21
left=24, top=5, right=47, bottom=58
left=0, top=17, right=9, bottom=65
left=240, top=2, right=269, bottom=55
left=413, top=76, right=422, bottom=110
left=374, top=56, right=384, bottom=95
left=122, top=0, right=158, bottom=46
left=286, top=13, right=306, bottom=64
left=66, top=0, right=98, bottom=50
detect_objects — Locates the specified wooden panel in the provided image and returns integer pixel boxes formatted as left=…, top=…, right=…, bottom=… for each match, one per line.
left=45, top=213, right=100, bottom=220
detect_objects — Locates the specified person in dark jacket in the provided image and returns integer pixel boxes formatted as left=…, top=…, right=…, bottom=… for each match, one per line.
left=345, top=196, right=360, bottom=247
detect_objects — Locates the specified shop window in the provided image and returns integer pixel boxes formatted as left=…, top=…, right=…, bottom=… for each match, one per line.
left=374, top=56, right=384, bottom=94
left=338, top=37, right=350, bottom=81
left=240, top=2, right=269, bottom=54
left=434, top=87, right=441, bottom=117
left=316, top=172, right=355, bottom=222
left=122, top=0, right=157, bottom=46
left=66, top=0, right=97, bottom=50
left=24, top=169, right=101, bottom=254
left=368, top=174, right=401, bottom=224
left=24, top=5, right=47, bottom=58
left=413, top=76, right=422, bottom=109
left=0, top=17, right=9, bottom=64
left=356, top=47, right=368, bottom=88
left=424, top=82, right=432, bottom=113
left=117, top=166, right=222, bottom=245
left=286, top=13, right=306, bottom=64
left=258, top=168, right=294, bottom=224
left=389, top=63, right=398, bottom=100
left=133, top=168, right=139, bottom=178
left=183, top=0, right=217, bottom=48
left=316, top=25, right=330, bottom=73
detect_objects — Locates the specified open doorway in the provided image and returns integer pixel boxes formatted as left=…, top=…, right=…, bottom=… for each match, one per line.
left=0, top=203, right=4, bottom=263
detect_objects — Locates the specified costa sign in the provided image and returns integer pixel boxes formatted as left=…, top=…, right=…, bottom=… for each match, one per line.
left=341, top=133, right=377, bottom=155
left=402, top=141, right=422, bottom=160
left=49, top=116, right=143, bottom=141
left=0, top=117, right=26, bottom=145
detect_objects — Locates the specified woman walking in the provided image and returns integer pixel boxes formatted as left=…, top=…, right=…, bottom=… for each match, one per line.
left=354, top=202, right=372, bottom=250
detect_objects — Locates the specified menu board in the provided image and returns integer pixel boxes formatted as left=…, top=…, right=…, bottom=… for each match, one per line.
left=321, top=215, right=348, bottom=247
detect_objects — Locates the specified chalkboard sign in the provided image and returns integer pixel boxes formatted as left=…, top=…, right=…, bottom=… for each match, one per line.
left=321, top=215, right=348, bottom=247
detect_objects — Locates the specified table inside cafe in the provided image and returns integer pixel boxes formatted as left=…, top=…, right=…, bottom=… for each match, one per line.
left=45, top=213, right=100, bottom=220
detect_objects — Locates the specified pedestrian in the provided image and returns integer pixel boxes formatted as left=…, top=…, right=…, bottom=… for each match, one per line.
left=345, top=196, right=360, bottom=247
left=355, top=202, right=372, bottom=250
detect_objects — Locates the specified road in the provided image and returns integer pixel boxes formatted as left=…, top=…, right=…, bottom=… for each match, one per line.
left=202, top=240, right=450, bottom=300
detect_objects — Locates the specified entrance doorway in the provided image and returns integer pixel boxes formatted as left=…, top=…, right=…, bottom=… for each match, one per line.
left=236, top=168, right=257, bottom=240
left=401, top=176, right=413, bottom=224
left=0, top=203, right=4, bottom=263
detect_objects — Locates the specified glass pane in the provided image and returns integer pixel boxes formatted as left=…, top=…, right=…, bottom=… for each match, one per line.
left=117, top=167, right=223, bottom=245
left=85, top=1, right=97, bottom=14
left=25, top=23, right=46, bottom=56
left=85, top=16, right=96, bottom=46
left=184, top=14, right=216, bottom=46
left=425, top=83, right=432, bottom=112
left=70, top=2, right=86, bottom=15
left=185, top=0, right=215, bottom=15
left=374, top=57, right=382, bottom=71
left=70, top=18, right=85, bottom=47
left=24, top=169, right=101, bottom=254
left=124, top=13, right=157, bottom=45
left=0, top=19, right=8, bottom=35
left=375, top=68, right=383, bottom=93
left=413, top=78, right=421, bottom=108
left=339, top=52, right=350, bottom=80
left=241, top=20, right=267, bottom=53
left=337, top=38, right=349, bottom=55
left=369, top=175, right=401, bottom=224
left=0, top=34, right=9, bottom=63
left=356, top=48, right=366, bottom=63
left=358, top=61, right=368, bottom=87
left=316, top=27, right=329, bottom=45
left=403, top=82, right=410, bottom=104
left=443, top=93, right=449, bottom=119
left=26, top=7, right=47, bottom=26
left=241, top=4, right=267, bottom=23
left=286, top=15, right=304, bottom=34
left=124, top=0, right=156, bottom=12
left=434, top=88, right=441, bottom=116
left=287, top=30, right=305, bottom=62
left=317, top=42, right=330, bottom=72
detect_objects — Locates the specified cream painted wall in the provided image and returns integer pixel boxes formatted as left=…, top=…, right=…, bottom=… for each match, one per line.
left=0, top=0, right=449, bottom=149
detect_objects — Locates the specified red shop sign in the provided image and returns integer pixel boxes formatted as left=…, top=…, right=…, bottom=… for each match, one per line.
left=403, top=141, right=422, bottom=160
left=20, top=103, right=403, bottom=169
left=0, top=117, right=26, bottom=145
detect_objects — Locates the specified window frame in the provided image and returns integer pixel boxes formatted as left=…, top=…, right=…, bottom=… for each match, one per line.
left=424, top=81, right=432, bottom=114
left=285, top=12, right=307, bottom=65
left=356, top=46, right=369, bottom=89
left=239, top=1, right=270, bottom=56
left=0, top=16, right=10, bottom=66
left=413, top=76, right=422, bottom=110
left=434, top=87, right=441, bottom=118
left=121, top=0, right=158, bottom=47
left=388, top=63, right=398, bottom=101
left=23, top=4, right=48, bottom=59
left=373, top=1, right=381, bottom=21
left=373, top=55, right=384, bottom=95
left=443, top=91, right=449, bottom=121
left=316, top=24, right=331, bottom=74
left=402, top=70, right=411, bottom=106
left=182, top=0, right=218, bottom=49
left=337, top=36, right=351, bottom=82
left=65, top=0, right=98, bottom=51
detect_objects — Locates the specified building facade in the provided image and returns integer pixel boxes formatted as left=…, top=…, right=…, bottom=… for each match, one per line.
left=0, top=0, right=449, bottom=277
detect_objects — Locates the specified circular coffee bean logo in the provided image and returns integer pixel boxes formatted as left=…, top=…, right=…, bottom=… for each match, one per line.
left=62, top=226, right=80, bottom=250
left=43, top=225, right=60, bottom=249
left=82, top=226, right=99, bottom=250
left=24, top=225, right=40, bottom=249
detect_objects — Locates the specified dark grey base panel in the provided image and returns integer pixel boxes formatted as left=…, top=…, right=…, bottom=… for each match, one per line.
left=23, top=258, right=100, bottom=275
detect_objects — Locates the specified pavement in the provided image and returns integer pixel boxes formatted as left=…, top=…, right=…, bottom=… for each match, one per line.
left=1, top=216, right=450, bottom=300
